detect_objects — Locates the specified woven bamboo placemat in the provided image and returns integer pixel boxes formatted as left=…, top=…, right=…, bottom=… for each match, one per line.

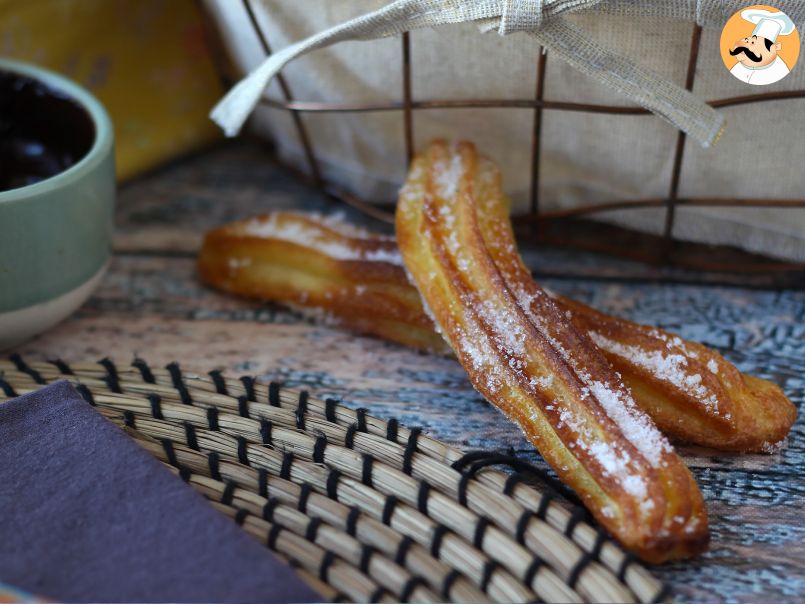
left=0, top=355, right=671, bottom=603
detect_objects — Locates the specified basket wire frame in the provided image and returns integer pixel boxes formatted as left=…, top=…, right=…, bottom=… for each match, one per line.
left=215, top=0, right=805, bottom=273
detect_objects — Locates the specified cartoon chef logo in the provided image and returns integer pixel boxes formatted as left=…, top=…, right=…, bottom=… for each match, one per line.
left=721, top=6, right=799, bottom=85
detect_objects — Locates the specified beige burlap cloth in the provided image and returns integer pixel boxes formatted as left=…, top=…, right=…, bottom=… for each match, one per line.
left=205, top=0, right=805, bottom=262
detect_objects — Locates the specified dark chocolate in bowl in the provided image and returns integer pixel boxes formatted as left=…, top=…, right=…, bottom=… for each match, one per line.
left=0, top=71, right=96, bottom=192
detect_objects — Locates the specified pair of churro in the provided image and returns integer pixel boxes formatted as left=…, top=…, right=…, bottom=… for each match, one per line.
left=198, top=212, right=794, bottom=454
left=198, top=141, right=796, bottom=561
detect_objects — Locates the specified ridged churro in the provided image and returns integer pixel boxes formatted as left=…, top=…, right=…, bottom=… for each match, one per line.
left=396, top=140, right=708, bottom=562
left=198, top=212, right=449, bottom=354
left=555, top=295, right=796, bottom=452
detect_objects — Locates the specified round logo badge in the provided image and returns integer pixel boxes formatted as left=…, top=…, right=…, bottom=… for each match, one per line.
left=720, top=5, right=799, bottom=85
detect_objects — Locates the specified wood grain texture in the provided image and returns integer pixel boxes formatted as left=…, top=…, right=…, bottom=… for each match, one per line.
left=9, top=140, right=804, bottom=602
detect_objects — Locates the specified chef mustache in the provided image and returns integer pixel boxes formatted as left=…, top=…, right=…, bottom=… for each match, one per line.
left=730, top=46, right=763, bottom=63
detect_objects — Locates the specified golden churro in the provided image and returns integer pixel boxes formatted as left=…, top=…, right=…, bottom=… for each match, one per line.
left=198, top=212, right=449, bottom=353
left=395, top=140, right=708, bottom=562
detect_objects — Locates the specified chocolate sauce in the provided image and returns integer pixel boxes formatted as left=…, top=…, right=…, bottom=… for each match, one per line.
left=0, top=71, right=95, bottom=192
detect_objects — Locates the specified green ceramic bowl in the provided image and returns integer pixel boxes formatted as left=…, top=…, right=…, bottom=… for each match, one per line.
left=0, top=59, right=115, bottom=350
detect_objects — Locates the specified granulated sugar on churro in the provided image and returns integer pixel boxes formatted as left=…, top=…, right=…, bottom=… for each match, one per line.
left=589, top=332, right=723, bottom=417
left=242, top=213, right=403, bottom=265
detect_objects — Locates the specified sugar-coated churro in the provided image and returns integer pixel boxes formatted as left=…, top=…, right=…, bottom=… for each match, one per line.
left=396, top=140, right=708, bottom=562
left=198, top=212, right=449, bottom=354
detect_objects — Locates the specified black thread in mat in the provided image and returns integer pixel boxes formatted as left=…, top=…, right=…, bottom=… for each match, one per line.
left=565, top=506, right=587, bottom=538
left=386, top=418, right=398, bottom=443
left=535, top=491, right=555, bottom=520
left=184, top=422, right=199, bottom=451
left=147, top=393, right=163, bottom=420
left=590, top=527, right=607, bottom=561
left=208, top=369, right=228, bottom=395
left=356, top=408, right=368, bottom=432
left=523, top=557, right=543, bottom=586
left=0, top=376, right=17, bottom=398
left=480, top=560, right=498, bottom=592
left=652, top=582, right=673, bottom=604
left=457, top=471, right=471, bottom=506
left=325, top=398, right=338, bottom=423
left=359, top=544, right=375, bottom=572
left=402, top=427, right=421, bottom=475
left=99, top=358, right=122, bottom=393
left=178, top=466, right=191, bottom=483
left=344, top=424, right=357, bottom=449
left=473, top=516, right=491, bottom=549
left=305, top=516, right=322, bottom=542
left=295, top=392, right=308, bottom=430
left=331, top=591, right=347, bottom=604
left=123, top=410, right=136, bottom=428
left=395, top=535, right=413, bottom=566
left=361, top=454, right=374, bottom=488
left=617, top=552, right=636, bottom=582
left=221, top=480, right=237, bottom=506
left=280, top=451, right=294, bottom=480
left=504, top=472, right=524, bottom=496
left=208, top=451, right=222, bottom=481
left=49, top=358, right=74, bottom=375
left=75, top=383, right=95, bottom=406
left=10, top=353, right=45, bottom=384
left=368, top=587, right=386, bottom=604
left=161, top=439, right=179, bottom=467
left=430, top=525, right=448, bottom=557
left=207, top=406, right=220, bottom=431
left=313, top=434, right=327, bottom=463
left=400, top=576, right=425, bottom=603
left=165, top=362, right=192, bottom=404
left=240, top=375, right=256, bottom=401
left=297, top=483, right=312, bottom=514
left=131, top=358, right=155, bottom=383
left=442, top=569, right=461, bottom=597
left=234, top=508, right=249, bottom=526
left=238, top=395, right=250, bottom=418
left=319, top=550, right=335, bottom=582
left=267, top=523, right=282, bottom=550
left=417, top=480, right=431, bottom=515
left=260, top=419, right=273, bottom=445
left=263, top=497, right=280, bottom=522
left=268, top=382, right=280, bottom=406
left=346, top=507, right=360, bottom=537
left=516, top=510, right=534, bottom=545
left=452, top=450, right=582, bottom=507
left=237, top=436, right=249, bottom=465
left=567, top=552, right=593, bottom=589
left=382, top=495, right=398, bottom=526
left=258, top=468, right=268, bottom=498
left=326, top=469, right=341, bottom=501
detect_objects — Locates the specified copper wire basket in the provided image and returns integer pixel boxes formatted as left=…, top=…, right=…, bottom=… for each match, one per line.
left=200, top=2, right=805, bottom=277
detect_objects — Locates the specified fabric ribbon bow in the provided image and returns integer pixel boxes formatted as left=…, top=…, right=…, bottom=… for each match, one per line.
left=208, top=0, right=796, bottom=147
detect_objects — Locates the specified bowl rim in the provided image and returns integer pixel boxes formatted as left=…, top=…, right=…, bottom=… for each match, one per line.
left=0, top=58, right=114, bottom=204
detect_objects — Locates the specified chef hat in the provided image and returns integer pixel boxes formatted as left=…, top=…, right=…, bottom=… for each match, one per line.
left=741, top=8, right=796, bottom=42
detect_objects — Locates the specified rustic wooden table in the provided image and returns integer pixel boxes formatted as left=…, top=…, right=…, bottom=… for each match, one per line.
left=12, top=140, right=804, bottom=602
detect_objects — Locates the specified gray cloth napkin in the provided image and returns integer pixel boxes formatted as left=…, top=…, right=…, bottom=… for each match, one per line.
left=0, top=380, right=321, bottom=603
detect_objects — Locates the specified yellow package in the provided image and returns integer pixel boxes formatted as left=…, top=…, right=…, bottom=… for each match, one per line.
left=0, top=0, right=224, bottom=180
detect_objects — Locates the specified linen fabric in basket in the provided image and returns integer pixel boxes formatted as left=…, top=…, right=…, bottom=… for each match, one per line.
left=205, top=0, right=805, bottom=261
